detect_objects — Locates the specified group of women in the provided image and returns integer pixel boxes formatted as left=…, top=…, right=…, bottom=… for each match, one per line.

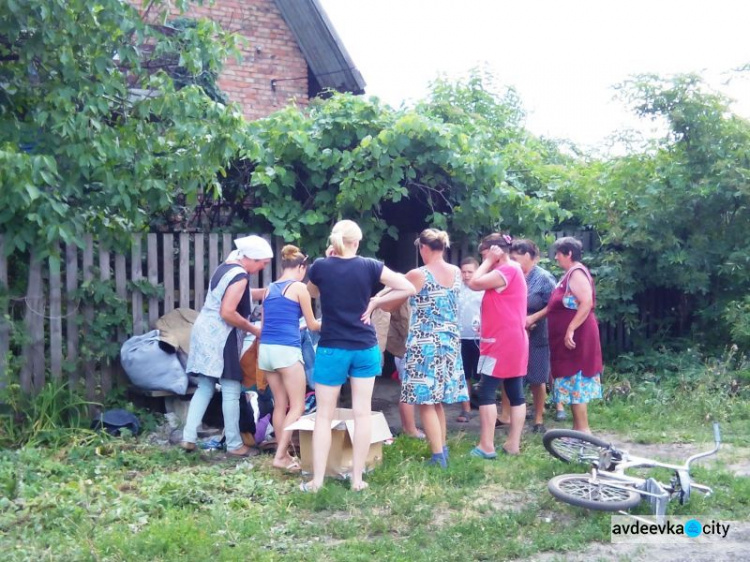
left=179, top=221, right=602, bottom=492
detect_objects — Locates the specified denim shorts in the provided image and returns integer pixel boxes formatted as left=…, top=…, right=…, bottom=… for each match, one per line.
left=314, top=345, right=380, bottom=387
left=258, top=343, right=304, bottom=372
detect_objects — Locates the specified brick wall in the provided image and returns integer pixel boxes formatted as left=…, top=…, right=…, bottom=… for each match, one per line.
left=134, top=0, right=309, bottom=120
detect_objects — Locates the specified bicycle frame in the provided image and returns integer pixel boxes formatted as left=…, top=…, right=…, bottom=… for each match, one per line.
left=547, top=423, right=721, bottom=520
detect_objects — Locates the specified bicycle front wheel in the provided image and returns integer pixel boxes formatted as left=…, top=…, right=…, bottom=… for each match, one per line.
left=543, top=429, right=617, bottom=467
left=548, top=474, right=642, bottom=511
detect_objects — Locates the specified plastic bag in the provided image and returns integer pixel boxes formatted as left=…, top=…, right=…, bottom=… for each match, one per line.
left=120, top=330, right=188, bottom=394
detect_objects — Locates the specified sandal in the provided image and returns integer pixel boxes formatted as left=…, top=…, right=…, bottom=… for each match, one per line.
left=456, top=411, right=472, bottom=423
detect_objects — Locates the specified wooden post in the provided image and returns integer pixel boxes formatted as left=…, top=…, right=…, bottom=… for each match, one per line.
left=163, top=234, right=174, bottom=315
left=65, top=243, right=79, bottom=388
left=21, top=252, right=45, bottom=393
left=208, top=233, right=219, bottom=285
left=194, top=233, right=205, bottom=309
left=147, top=234, right=159, bottom=328
left=179, top=233, right=190, bottom=309
left=82, top=235, right=96, bottom=401
left=131, top=234, right=144, bottom=336
left=49, top=244, right=63, bottom=381
left=99, top=246, right=112, bottom=396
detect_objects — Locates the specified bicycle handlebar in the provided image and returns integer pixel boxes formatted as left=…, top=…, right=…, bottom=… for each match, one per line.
left=685, top=423, right=721, bottom=468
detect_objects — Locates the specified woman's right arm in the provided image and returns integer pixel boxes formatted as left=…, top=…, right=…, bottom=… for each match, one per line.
left=467, top=247, right=506, bottom=291
left=220, top=279, right=260, bottom=337
left=295, top=283, right=322, bottom=332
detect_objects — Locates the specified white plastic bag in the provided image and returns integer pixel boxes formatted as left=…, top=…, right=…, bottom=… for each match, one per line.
left=120, top=330, right=188, bottom=394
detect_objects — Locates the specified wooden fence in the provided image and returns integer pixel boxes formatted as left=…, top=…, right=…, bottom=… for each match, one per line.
left=0, top=233, right=282, bottom=399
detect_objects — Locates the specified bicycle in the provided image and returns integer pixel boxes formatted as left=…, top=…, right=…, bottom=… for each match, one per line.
left=542, top=424, right=721, bottom=519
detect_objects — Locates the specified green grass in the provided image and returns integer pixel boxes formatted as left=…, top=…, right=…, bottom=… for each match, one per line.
left=2, top=351, right=749, bottom=561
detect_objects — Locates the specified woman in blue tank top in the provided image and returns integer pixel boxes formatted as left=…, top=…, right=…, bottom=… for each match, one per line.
left=260, top=245, right=321, bottom=472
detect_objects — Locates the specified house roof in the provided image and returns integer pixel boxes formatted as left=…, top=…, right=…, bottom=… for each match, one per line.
left=273, top=0, right=366, bottom=95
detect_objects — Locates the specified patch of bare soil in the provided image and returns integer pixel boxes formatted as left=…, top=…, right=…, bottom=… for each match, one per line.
left=595, top=432, right=750, bottom=478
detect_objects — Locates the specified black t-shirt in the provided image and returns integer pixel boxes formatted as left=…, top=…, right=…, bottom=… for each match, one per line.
left=308, top=256, right=384, bottom=350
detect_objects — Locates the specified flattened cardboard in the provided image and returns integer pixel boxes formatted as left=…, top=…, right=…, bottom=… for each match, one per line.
left=286, top=408, right=392, bottom=478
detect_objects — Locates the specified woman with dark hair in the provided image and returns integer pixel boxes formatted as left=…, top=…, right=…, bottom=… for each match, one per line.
left=260, top=244, right=321, bottom=473
left=546, top=236, right=603, bottom=433
left=468, top=233, right=528, bottom=457
left=400, top=228, right=470, bottom=467
left=508, top=239, right=556, bottom=433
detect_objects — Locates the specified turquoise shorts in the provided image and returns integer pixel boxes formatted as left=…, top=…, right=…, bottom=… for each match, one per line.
left=314, top=345, right=381, bottom=387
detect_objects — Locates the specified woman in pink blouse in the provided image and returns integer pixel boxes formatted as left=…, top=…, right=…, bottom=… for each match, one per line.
left=467, top=233, right=528, bottom=457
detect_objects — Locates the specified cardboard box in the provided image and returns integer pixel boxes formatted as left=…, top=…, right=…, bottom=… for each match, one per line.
left=286, top=408, right=392, bottom=478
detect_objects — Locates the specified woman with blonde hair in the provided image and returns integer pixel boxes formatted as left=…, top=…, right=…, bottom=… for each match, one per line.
left=260, top=244, right=321, bottom=472
left=400, top=228, right=469, bottom=467
left=301, top=220, right=415, bottom=492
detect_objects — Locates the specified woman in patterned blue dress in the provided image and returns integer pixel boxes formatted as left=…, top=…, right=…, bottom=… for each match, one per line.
left=400, top=229, right=470, bottom=467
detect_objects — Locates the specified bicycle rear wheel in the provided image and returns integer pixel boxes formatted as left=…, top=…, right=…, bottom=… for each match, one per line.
left=543, top=429, right=619, bottom=468
left=548, top=474, right=642, bottom=511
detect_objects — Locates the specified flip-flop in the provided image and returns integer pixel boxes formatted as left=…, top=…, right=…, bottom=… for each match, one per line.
left=351, top=481, right=369, bottom=492
left=227, top=446, right=257, bottom=458
left=495, top=419, right=510, bottom=428
left=275, top=459, right=302, bottom=473
left=456, top=412, right=472, bottom=423
left=299, top=481, right=320, bottom=493
left=469, top=446, right=497, bottom=460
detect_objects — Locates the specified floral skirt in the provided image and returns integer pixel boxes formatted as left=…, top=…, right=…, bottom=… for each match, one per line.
left=552, top=372, right=602, bottom=405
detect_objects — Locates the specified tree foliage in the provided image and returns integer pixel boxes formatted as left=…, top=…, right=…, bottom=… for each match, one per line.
left=0, top=0, right=246, bottom=256
left=559, top=73, right=750, bottom=343
left=224, top=71, right=569, bottom=256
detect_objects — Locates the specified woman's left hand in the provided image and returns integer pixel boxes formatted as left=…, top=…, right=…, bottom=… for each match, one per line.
left=564, top=328, right=576, bottom=350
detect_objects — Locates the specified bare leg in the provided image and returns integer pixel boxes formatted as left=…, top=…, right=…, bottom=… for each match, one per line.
left=310, top=382, right=341, bottom=490
left=350, top=376, right=376, bottom=491
left=272, top=363, right=307, bottom=468
left=498, top=390, right=511, bottom=424
left=264, top=370, right=289, bottom=465
left=503, top=403, right=526, bottom=454
left=531, top=383, right=546, bottom=425
left=399, top=402, right=421, bottom=436
left=477, top=403, right=497, bottom=454
left=419, top=404, right=443, bottom=455
left=435, top=403, right=446, bottom=446
left=571, top=403, right=591, bottom=433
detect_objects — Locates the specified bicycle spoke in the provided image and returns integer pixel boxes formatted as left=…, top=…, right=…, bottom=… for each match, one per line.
left=558, top=478, right=635, bottom=503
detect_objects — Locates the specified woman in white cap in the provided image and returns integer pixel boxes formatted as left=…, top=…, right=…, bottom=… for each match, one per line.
left=181, top=235, right=273, bottom=457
